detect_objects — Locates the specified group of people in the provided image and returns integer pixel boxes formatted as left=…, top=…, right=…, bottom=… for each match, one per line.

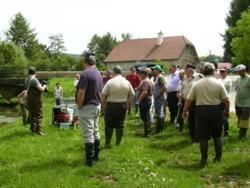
left=18, top=52, right=249, bottom=168
left=76, top=52, right=250, bottom=168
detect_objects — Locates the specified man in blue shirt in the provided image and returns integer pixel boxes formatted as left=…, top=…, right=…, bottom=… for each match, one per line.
left=76, top=52, right=103, bottom=167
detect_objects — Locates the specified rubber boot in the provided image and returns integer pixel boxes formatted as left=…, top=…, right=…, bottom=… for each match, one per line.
left=213, top=137, right=222, bottom=162
left=154, top=118, right=162, bottom=134
left=116, top=128, right=124, bottom=145
left=93, top=140, right=100, bottom=161
left=160, top=118, right=165, bottom=130
left=105, top=127, right=113, bottom=148
left=144, top=122, right=151, bottom=137
left=199, top=140, right=208, bottom=168
left=85, top=143, right=95, bottom=167
left=239, top=128, right=247, bottom=139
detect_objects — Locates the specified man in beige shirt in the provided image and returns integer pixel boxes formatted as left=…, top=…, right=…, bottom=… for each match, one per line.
left=177, top=64, right=202, bottom=137
left=102, top=66, right=135, bottom=148
left=183, top=62, right=229, bottom=168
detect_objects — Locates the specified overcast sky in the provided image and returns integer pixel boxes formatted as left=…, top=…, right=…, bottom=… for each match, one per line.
left=0, top=0, right=232, bottom=56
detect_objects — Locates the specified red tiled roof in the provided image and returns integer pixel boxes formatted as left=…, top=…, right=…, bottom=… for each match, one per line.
left=105, top=36, right=196, bottom=63
left=218, top=62, right=232, bottom=69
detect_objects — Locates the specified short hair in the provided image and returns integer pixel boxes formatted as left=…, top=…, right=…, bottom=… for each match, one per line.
left=82, top=51, right=96, bottom=65
left=28, top=66, right=36, bottom=75
left=113, top=66, right=123, bottom=74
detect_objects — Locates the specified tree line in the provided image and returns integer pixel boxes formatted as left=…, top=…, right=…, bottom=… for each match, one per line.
left=0, top=12, right=132, bottom=72
left=1, top=1, right=250, bottom=72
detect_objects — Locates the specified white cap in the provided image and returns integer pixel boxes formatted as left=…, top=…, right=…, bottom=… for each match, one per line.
left=234, top=64, right=246, bottom=72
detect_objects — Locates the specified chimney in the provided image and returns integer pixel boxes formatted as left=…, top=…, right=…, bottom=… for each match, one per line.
left=157, top=31, right=164, bottom=46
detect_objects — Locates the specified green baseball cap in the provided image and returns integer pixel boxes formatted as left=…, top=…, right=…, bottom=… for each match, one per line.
left=152, top=65, right=163, bottom=72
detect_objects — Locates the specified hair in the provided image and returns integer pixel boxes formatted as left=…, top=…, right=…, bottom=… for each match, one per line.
left=82, top=51, right=96, bottom=65
left=113, top=66, right=123, bottom=74
left=28, top=66, right=36, bottom=75
left=203, top=68, right=214, bottom=76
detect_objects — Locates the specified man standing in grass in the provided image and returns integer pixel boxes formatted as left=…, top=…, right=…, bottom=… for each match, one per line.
left=218, top=68, right=232, bottom=137
left=126, top=67, right=141, bottom=115
left=152, top=65, right=167, bottom=133
left=234, top=64, right=250, bottom=139
left=167, top=65, right=180, bottom=125
left=137, top=70, right=153, bottom=137
left=76, top=52, right=103, bottom=167
left=183, top=63, right=230, bottom=168
left=102, top=66, right=134, bottom=148
left=25, top=67, right=47, bottom=136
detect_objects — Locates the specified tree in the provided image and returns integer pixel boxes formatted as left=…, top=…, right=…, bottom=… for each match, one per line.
left=230, top=10, right=250, bottom=68
left=222, top=0, right=250, bottom=62
left=48, top=34, right=66, bottom=56
left=0, top=41, right=27, bottom=66
left=199, top=54, right=223, bottom=63
left=121, top=33, right=132, bottom=41
left=5, top=12, right=41, bottom=60
left=87, top=33, right=118, bottom=68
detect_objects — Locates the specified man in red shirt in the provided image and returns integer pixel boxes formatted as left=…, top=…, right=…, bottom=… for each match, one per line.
left=126, top=67, right=141, bottom=115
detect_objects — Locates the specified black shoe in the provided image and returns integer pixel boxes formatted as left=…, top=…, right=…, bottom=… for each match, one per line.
left=200, top=160, right=208, bottom=168
left=93, top=140, right=100, bottom=161
left=85, top=143, right=95, bottom=167
left=223, top=132, right=229, bottom=137
left=213, top=157, right=221, bottom=163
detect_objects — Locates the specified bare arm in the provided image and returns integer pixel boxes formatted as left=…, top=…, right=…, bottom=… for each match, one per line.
left=138, top=90, right=147, bottom=104
left=182, top=99, right=193, bottom=119
left=77, top=88, right=85, bottom=109
left=102, top=94, right=107, bottom=111
left=222, top=98, right=230, bottom=118
left=37, top=84, right=47, bottom=92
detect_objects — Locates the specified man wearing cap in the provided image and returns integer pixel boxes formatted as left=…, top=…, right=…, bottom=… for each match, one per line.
left=218, top=68, right=232, bottom=137
left=102, top=66, right=135, bottom=147
left=152, top=65, right=167, bottom=133
left=167, top=65, right=180, bottom=125
left=234, top=64, right=250, bottom=139
left=76, top=52, right=103, bottom=167
left=183, top=62, right=229, bottom=167
left=24, top=67, right=47, bottom=135
left=137, top=70, right=154, bottom=137
left=177, top=64, right=202, bottom=139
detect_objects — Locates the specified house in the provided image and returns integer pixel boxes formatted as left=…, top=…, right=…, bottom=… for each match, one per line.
left=217, top=62, right=232, bottom=70
left=105, top=32, right=199, bottom=70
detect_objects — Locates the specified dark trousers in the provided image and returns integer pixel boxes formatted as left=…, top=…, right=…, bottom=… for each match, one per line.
left=167, top=91, right=178, bottom=123
left=104, top=102, right=127, bottom=145
left=56, top=98, right=62, bottom=105
left=28, top=103, right=43, bottom=133
left=188, top=103, right=196, bottom=141
left=139, top=99, right=152, bottom=135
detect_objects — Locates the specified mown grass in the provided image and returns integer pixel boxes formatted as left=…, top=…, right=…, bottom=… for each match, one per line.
left=0, top=78, right=250, bottom=188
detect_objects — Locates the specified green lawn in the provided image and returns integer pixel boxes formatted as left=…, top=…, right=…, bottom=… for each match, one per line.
left=0, top=78, right=249, bottom=188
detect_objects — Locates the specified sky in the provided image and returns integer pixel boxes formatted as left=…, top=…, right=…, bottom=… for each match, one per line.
left=0, top=0, right=232, bottom=57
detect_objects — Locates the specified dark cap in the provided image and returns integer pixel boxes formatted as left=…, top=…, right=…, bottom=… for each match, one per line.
left=112, top=65, right=123, bottom=74
left=185, top=63, right=195, bottom=69
left=139, top=70, right=148, bottom=76
left=28, top=66, right=36, bottom=75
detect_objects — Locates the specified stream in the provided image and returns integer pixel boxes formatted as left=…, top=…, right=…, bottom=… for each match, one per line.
left=0, top=105, right=20, bottom=127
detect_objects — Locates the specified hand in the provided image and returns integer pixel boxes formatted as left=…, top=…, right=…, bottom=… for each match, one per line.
left=182, top=111, right=188, bottom=119
left=224, top=111, right=229, bottom=118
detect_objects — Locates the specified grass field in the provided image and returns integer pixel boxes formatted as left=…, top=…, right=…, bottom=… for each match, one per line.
left=0, top=78, right=250, bottom=188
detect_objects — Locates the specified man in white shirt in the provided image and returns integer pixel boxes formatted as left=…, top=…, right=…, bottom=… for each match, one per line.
left=218, top=68, right=232, bottom=137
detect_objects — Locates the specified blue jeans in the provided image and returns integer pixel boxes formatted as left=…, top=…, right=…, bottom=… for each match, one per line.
left=154, top=98, right=165, bottom=119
